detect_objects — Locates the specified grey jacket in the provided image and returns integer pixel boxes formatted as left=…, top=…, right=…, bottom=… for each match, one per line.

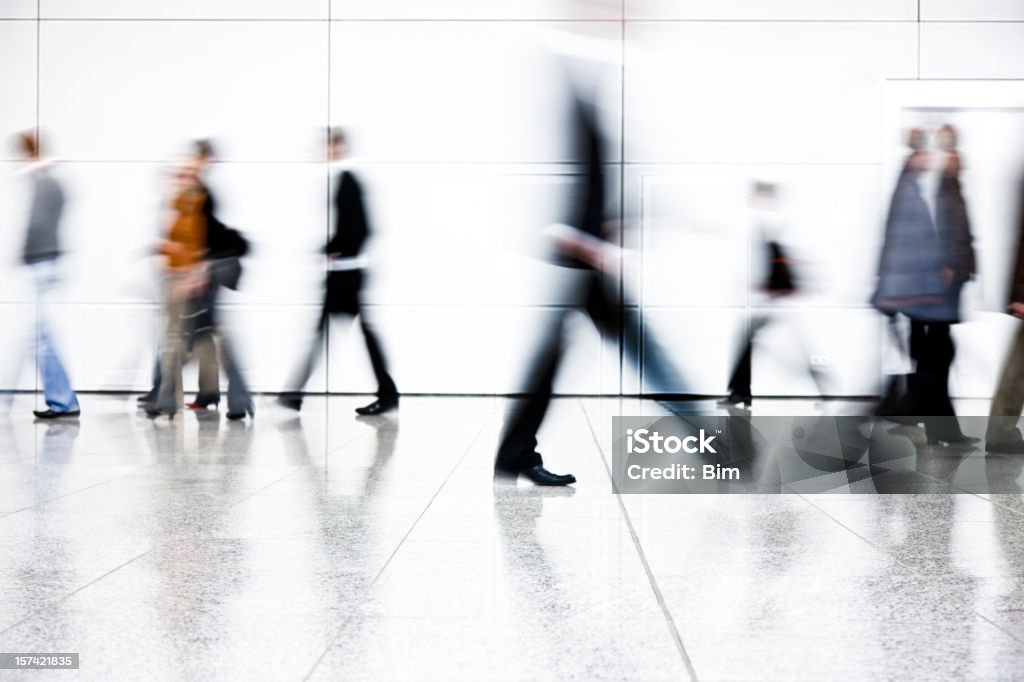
left=23, top=169, right=65, bottom=264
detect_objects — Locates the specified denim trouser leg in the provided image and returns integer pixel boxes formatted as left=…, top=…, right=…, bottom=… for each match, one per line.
left=31, top=261, right=79, bottom=412
left=38, top=323, right=79, bottom=412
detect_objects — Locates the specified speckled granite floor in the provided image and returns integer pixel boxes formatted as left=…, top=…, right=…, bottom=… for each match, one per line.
left=0, top=394, right=1022, bottom=681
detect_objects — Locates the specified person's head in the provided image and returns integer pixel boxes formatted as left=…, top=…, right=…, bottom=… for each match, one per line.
left=749, top=180, right=778, bottom=209
left=904, top=128, right=932, bottom=173
left=13, top=130, right=41, bottom=161
left=327, top=127, right=347, bottom=161
left=191, top=138, right=216, bottom=171
left=936, top=124, right=958, bottom=151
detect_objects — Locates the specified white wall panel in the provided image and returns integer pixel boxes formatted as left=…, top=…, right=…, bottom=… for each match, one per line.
left=38, top=21, right=327, bottom=161
left=331, top=0, right=618, bottom=21
left=329, top=22, right=620, bottom=163
left=41, top=0, right=327, bottom=20
left=922, top=1, right=1024, bottom=21
left=0, top=2, right=34, bottom=19
left=0, top=22, right=36, bottom=159
left=630, top=164, right=886, bottom=309
left=627, top=0, right=916, bottom=21
left=329, top=305, right=495, bottom=394
left=750, top=306, right=882, bottom=396
left=921, top=23, right=1024, bottom=79
left=625, top=22, right=917, bottom=164
left=0, top=303, right=38, bottom=391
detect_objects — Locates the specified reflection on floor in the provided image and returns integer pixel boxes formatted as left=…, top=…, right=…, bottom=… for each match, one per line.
left=0, top=394, right=1022, bottom=681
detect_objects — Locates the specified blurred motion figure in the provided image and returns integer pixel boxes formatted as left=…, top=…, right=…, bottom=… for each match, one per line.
left=872, top=127, right=976, bottom=445
left=6, top=131, right=81, bottom=419
left=278, top=128, right=398, bottom=416
left=718, top=181, right=829, bottom=407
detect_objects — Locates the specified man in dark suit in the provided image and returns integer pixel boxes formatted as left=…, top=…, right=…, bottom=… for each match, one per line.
left=279, top=128, right=398, bottom=416
left=495, top=97, right=682, bottom=486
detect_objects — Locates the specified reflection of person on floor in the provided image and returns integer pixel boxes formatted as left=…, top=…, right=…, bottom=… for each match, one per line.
left=986, top=165, right=1024, bottom=453
left=8, top=131, right=82, bottom=420
left=872, top=127, right=976, bottom=446
left=719, top=181, right=828, bottom=408
left=278, top=128, right=398, bottom=417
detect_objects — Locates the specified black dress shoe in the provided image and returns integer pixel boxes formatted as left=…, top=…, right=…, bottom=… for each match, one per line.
left=519, top=465, right=576, bottom=486
left=986, top=440, right=1024, bottom=454
left=226, top=408, right=254, bottom=421
left=355, top=398, right=398, bottom=416
left=32, top=408, right=81, bottom=420
left=145, top=408, right=175, bottom=420
left=717, top=394, right=752, bottom=407
left=276, top=395, right=303, bottom=412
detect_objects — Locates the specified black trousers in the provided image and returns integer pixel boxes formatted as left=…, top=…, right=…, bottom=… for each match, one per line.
left=495, top=269, right=678, bottom=472
left=289, top=270, right=397, bottom=401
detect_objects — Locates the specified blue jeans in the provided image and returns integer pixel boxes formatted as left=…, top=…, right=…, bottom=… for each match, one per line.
left=31, top=261, right=79, bottom=412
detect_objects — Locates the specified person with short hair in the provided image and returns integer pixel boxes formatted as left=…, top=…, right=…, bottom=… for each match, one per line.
left=278, top=128, right=399, bottom=416
left=9, top=130, right=81, bottom=419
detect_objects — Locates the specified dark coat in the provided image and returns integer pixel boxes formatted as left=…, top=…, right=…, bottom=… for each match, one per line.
left=1007, top=180, right=1024, bottom=306
left=872, top=166, right=950, bottom=322
left=324, top=170, right=370, bottom=315
left=934, top=173, right=976, bottom=321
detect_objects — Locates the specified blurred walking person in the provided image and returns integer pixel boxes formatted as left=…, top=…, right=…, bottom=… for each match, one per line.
left=718, top=181, right=829, bottom=407
left=872, top=127, right=976, bottom=445
left=278, top=128, right=398, bottom=416
left=6, top=131, right=81, bottom=419
left=146, top=163, right=208, bottom=419
left=985, top=156, right=1024, bottom=453
left=141, top=141, right=252, bottom=420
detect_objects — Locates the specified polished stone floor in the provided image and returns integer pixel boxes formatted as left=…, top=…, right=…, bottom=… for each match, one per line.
left=1, top=394, right=1024, bottom=681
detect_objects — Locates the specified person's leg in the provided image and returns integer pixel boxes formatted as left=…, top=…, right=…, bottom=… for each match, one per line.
left=495, top=329, right=562, bottom=473
left=360, top=317, right=398, bottom=402
left=726, top=338, right=754, bottom=400
left=987, top=322, right=1024, bottom=446
left=193, top=332, right=221, bottom=406
left=31, top=262, right=79, bottom=414
left=278, top=307, right=330, bottom=410
left=153, top=280, right=186, bottom=414
left=220, top=334, right=253, bottom=417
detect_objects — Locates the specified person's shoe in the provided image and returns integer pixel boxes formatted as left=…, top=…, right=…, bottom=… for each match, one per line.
left=717, top=394, right=752, bottom=407
left=355, top=398, right=398, bottom=416
left=276, top=395, right=303, bottom=412
left=521, top=465, right=576, bottom=486
left=226, top=408, right=254, bottom=421
left=32, top=408, right=81, bottom=420
left=985, top=440, right=1024, bottom=454
left=495, top=463, right=576, bottom=486
left=187, top=395, right=220, bottom=410
left=145, top=408, right=175, bottom=421
left=136, top=393, right=156, bottom=405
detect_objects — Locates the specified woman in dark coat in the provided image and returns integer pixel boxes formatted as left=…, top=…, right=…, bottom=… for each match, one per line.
left=872, top=127, right=976, bottom=444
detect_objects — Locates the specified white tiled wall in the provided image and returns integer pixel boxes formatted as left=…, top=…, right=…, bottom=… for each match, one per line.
left=1, top=4, right=1022, bottom=397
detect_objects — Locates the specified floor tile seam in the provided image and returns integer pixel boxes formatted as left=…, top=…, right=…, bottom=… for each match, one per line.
left=300, top=403, right=499, bottom=681
left=796, top=491, right=1024, bottom=645
left=0, top=464, right=155, bottom=519
left=0, top=548, right=152, bottom=636
left=579, top=398, right=700, bottom=682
